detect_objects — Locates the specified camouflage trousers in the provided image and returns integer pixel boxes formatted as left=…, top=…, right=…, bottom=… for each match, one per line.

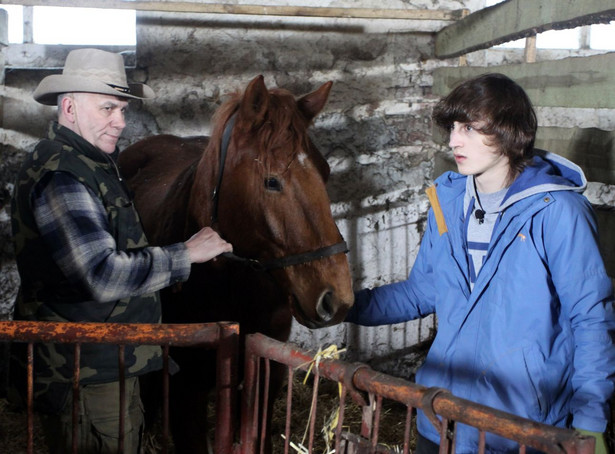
left=39, top=377, right=144, bottom=454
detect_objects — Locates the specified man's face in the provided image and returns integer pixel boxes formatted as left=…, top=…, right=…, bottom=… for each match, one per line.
left=69, top=92, right=129, bottom=154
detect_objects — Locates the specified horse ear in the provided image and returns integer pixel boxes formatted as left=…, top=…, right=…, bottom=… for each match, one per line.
left=298, top=81, right=333, bottom=122
left=239, top=75, right=270, bottom=127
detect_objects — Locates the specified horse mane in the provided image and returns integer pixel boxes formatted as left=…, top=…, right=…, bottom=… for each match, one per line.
left=205, top=87, right=329, bottom=179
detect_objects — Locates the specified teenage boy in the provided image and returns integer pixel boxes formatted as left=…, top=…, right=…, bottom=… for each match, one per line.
left=347, top=73, right=614, bottom=453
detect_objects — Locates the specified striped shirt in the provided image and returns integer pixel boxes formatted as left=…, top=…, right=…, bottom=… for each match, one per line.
left=32, top=171, right=191, bottom=303
left=466, top=183, right=507, bottom=288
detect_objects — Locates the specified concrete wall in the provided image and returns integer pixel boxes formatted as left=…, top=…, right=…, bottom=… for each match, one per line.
left=1, top=0, right=614, bottom=377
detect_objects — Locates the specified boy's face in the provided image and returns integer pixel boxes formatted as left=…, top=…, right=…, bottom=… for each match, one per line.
left=449, top=121, right=510, bottom=193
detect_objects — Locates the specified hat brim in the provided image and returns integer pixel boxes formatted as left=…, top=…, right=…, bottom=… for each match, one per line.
left=33, top=74, right=155, bottom=106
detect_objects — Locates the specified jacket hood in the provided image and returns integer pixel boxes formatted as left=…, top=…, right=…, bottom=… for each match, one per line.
left=500, top=150, right=587, bottom=211
left=434, top=150, right=588, bottom=216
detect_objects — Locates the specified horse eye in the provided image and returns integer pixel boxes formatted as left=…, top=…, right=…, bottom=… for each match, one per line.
left=264, top=177, right=282, bottom=192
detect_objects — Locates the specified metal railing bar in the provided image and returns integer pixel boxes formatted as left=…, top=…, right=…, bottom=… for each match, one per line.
left=0, top=321, right=230, bottom=347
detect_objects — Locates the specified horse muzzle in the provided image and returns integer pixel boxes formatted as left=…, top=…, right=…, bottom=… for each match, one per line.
left=291, top=289, right=352, bottom=329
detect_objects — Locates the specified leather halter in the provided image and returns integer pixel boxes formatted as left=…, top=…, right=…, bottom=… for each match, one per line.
left=211, top=112, right=236, bottom=225
left=211, top=112, right=348, bottom=271
left=221, top=241, right=348, bottom=272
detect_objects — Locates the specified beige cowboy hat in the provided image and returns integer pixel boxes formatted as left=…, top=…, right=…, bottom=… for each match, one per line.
left=33, top=48, right=155, bottom=105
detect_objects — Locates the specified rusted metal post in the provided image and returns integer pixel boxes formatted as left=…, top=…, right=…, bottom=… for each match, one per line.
left=403, top=406, right=413, bottom=454
left=259, top=359, right=271, bottom=454
left=162, top=345, right=170, bottom=454
left=361, top=392, right=374, bottom=439
left=26, top=342, right=34, bottom=454
left=284, top=365, right=294, bottom=454
left=72, top=343, right=80, bottom=454
left=307, top=369, right=320, bottom=453
left=239, top=342, right=260, bottom=454
left=214, top=322, right=240, bottom=454
left=334, top=385, right=348, bottom=454
left=371, top=394, right=383, bottom=451
left=118, top=344, right=126, bottom=454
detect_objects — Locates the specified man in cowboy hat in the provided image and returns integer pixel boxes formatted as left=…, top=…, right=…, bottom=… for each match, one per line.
left=10, top=48, right=232, bottom=453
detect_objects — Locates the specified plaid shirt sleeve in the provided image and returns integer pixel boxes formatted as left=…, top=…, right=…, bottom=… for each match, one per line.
left=32, top=171, right=191, bottom=303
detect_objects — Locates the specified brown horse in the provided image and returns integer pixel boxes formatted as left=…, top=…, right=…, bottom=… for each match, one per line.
left=118, top=75, right=354, bottom=453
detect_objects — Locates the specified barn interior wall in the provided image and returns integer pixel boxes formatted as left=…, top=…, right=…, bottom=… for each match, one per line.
left=0, top=1, right=613, bottom=377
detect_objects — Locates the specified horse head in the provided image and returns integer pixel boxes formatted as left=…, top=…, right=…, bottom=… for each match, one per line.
left=191, top=75, right=354, bottom=328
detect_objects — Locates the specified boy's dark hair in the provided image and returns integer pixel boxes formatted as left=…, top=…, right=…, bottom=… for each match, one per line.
left=432, top=73, right=537, bottom=183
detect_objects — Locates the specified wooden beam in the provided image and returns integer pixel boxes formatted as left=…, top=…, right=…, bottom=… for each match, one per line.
left=435, top=0, right=615, bottom=58
left=432, top=52, right=615, bottom=109
left=1, top=0, right=466, bottom=21
left=524, top=36, right=537, bottom=63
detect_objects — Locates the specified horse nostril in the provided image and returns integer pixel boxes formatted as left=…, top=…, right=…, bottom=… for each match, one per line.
left=316, top=291, right=335, bottom=323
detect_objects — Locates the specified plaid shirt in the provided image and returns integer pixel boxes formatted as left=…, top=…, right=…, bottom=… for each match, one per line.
left=32, top=171, right=190, bottom=303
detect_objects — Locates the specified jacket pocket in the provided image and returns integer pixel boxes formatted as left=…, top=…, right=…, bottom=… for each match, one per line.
left=522, top=345, right=547, bottom=422
left=102, top=190, right=147, bottom=250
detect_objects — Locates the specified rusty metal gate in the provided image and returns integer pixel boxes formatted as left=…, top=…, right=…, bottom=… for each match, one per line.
left=0, top=323, right=600, bottom=454
left=0, top=320, right=239, bottom=454
left=239, top=332, right=596, bottom=454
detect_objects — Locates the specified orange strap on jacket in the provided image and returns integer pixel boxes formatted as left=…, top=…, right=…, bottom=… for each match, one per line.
left=425, top=185, right=448, bottom=236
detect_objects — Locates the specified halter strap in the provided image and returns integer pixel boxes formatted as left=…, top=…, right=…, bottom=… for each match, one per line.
left=211, top=112, right=236, bottom=224
left=220, top=241, right=349, bottom=272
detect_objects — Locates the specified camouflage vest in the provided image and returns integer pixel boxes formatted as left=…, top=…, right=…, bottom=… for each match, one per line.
left=11, top=122, right=162, bottom=412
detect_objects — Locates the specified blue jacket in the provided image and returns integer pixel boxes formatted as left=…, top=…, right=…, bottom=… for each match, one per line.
left=347, top=152, right=615, bottom=453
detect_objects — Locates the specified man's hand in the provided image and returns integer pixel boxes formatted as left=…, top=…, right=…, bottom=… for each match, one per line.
left=184, top=227, right=233, bottom=264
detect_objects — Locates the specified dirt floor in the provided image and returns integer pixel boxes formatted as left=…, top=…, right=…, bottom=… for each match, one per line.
left=0, top=370, right=411, bottom=454
left=270, top=372, right=413, bottom=454
left=0, top=397, right=47, bottom=454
